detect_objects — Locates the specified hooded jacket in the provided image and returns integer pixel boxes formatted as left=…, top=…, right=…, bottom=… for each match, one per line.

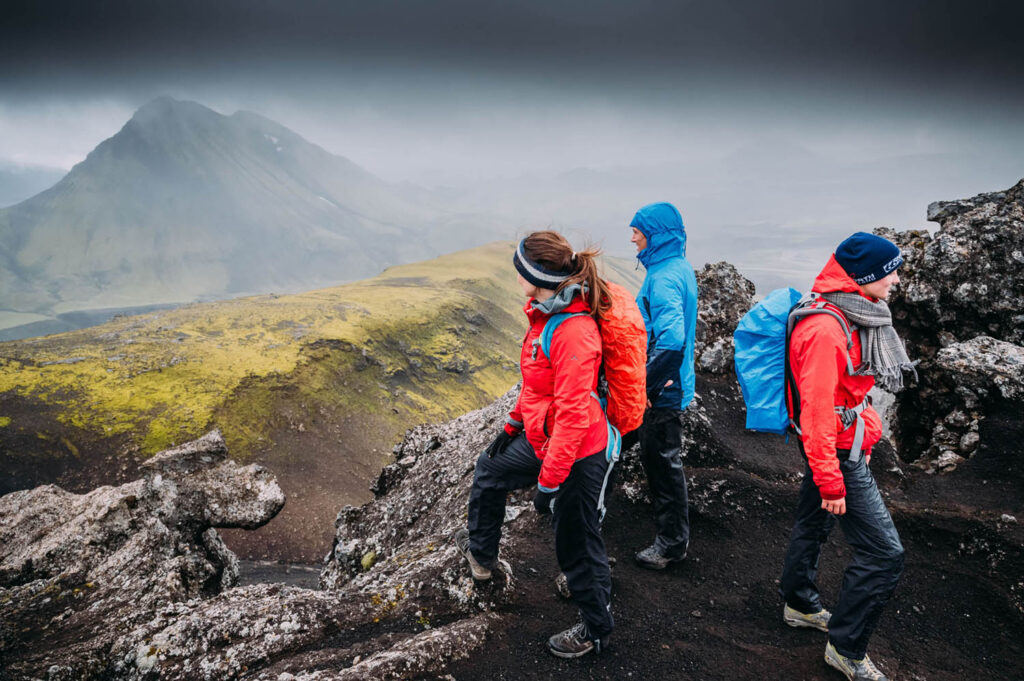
left=788, top=255, right=884, bottom=500
left=506, top=286, right=608, bottom=490
left=632, top=203, right=698, bottom=410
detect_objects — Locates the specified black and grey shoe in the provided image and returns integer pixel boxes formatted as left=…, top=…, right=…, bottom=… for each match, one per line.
left=453, top=528, right=492, bottom=581
left=547, top=619, right=607, bottom=658
left=635, top=543, right=686, bottom=570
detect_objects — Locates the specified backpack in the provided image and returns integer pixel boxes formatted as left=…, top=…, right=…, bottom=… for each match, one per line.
left=733, top=289, right=857, bottom=435
left=536, top=280, right=648, bottom=435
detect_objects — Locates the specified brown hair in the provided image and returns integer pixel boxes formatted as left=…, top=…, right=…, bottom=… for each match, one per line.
left=522, top=230, right=611, bottom=319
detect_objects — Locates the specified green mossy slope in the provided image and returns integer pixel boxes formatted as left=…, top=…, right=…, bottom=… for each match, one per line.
left=0, top=241, right=640, bottom=560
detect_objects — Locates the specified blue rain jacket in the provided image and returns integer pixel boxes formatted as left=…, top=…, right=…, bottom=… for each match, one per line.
left=632, top=202, right=698, bottom=410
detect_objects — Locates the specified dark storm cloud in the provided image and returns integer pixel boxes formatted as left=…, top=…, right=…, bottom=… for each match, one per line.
left=2, top=0, right=1022, bottom=95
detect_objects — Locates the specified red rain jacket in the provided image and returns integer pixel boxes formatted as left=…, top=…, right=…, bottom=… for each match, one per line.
left=788, top=255, right=883, bottom=500
left=507, top=295, right=608, bottom=490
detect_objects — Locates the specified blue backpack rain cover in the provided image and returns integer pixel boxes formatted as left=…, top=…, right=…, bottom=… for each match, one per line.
left=733, top=288, right=803, bottom=434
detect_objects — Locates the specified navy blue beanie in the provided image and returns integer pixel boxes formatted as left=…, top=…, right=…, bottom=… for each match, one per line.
left=834, top=232, right=904, bottom=285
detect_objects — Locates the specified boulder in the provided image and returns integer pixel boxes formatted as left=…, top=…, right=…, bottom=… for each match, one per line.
left=883, top=179, right=1024, bottom=468
left=695, top=262, right=756, bottom=374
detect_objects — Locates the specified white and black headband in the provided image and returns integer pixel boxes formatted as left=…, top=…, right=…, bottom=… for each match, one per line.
left=513, top=238, right=572, bottom=289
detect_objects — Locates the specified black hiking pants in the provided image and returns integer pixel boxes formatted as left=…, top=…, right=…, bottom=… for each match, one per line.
left=639, top=407, right=691, bottom=558
left=779, top=449, right=905, bottom=660
left=467, top=433, right=614, bottom=639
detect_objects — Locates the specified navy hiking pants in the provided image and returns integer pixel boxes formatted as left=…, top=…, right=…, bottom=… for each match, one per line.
left=639, top=407, right=691, bottom=558
left=466, top=433, right=614, bottom=639
left=779, top=448, right=904, bottom=660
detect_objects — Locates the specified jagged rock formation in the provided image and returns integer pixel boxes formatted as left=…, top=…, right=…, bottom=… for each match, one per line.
left=0, top=423, right=503, bottom=680
left=884, top=179, right=1024, bottom=472
left=0, top=431, right=285, bottom=678
left=694, top=262, right=756, bottom=374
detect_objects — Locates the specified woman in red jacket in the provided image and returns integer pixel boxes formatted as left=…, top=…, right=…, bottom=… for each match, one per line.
left=455, top=230, right=615, bottom=659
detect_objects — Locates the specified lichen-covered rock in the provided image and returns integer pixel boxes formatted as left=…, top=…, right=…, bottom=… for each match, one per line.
left=321, top=390, right=524, bottom=609
left=0, top=430, right=285, bottom=679
left=695, top=262, right=756, bottom=373
left=883, top=179, right=1024, bottom=468
left=884, top=179, right=1024, bottom=350
left=905, top=337, right=1024, bottom=473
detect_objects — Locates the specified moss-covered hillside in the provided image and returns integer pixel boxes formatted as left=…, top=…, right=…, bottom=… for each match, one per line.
left=0, top=241, right=642, bottom=560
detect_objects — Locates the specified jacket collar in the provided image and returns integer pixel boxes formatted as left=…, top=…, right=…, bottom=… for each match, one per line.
left=812, top=255, right=876, bottom=301
left=524, top=283, right=590, bottom=322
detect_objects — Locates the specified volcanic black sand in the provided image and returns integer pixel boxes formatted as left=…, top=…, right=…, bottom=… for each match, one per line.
left=444, top=375, right=1024, bottom=681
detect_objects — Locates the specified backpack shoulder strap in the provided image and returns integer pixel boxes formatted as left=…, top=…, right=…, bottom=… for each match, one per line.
left=537, top=312, right=588, bottom=360
left=784, top=293, right=857, bottom=434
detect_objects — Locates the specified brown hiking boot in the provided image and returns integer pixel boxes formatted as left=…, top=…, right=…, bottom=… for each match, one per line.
left=453, top=528, right=492, bottom=581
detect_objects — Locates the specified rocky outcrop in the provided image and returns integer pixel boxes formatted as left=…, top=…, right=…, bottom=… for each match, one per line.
left=884, top=179, right=1024, bottom=471
left=695, top=262, right=756, bottom=374
left=0, top=430, right=287, bottom=678
left=0, top=409, right=509, bottom=680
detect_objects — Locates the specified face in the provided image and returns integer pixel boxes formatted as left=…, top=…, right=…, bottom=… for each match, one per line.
left=516, top=273, right=538, bottom=298
left=630, top=227, right=648, bottom=252
left=859, top=270, right=900, bottom=301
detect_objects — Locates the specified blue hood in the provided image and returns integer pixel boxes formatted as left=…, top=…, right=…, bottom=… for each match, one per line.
left=631, top=202, right=687, bottom=269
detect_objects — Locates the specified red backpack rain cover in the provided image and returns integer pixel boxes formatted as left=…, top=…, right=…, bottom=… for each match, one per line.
left=599, top=281, right=648, bottom=434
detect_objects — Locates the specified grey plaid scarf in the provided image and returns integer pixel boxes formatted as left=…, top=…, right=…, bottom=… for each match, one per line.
left=821, top=292, right=918, bottom=392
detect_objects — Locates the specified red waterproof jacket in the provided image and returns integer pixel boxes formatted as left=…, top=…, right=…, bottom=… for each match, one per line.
left=506, top=294, right=608, bottom=490
left=788, top=255, right=883, bottom=500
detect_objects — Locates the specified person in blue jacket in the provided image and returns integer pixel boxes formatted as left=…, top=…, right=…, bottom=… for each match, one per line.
left=630, top=202, right=698, bottom=569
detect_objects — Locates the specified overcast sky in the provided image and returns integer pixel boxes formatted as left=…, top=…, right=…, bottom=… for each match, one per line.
left=2, top=0, right=1022, bottom=285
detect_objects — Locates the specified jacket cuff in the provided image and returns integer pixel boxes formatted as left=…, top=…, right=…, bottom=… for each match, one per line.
left=504, top=421, right=522, bottom=436
left=818, top=485, right=846, bottom=501
left=537, top=484, right=560, bottom=493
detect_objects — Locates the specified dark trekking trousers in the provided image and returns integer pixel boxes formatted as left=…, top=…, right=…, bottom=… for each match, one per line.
left=467, top=433, right=614, bottom=639
left=779, top=446, right=905, bottom=660
left=639, top=407, right=690, bottom=558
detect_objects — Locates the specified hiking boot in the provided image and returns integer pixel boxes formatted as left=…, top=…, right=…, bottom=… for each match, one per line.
left=783, top=603, right=831, bottom=632
left=547, top=619, right=607, bottom=658
left=453, top=528, right=491, bottom=581
left=824, top=641, right=889, bottom=680
left=635, top=544, right=686, bottom=570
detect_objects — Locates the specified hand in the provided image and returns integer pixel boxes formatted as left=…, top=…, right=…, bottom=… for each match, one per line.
left=646, top=380, right=672, bottom=409
left=533, top=488, right=558, bottom=515
left=484, top=430, right=515, bottom=458
left=821, top=497, right=846, bottom=515
left=865, top=454, right=872, bottom=466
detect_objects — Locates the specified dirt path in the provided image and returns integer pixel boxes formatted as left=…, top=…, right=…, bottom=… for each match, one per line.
left=446, top=380, right=1024, bottom=680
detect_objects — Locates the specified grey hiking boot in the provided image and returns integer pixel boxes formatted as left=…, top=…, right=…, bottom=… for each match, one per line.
left=824, top=641, right=889, bottom=680
left=547, top=618, right=607, bottom=658
left=783, top=603, right=831, bottom=632
left=635, top=543, right=686, bottom=570
left=453, top=528, right=492, bottom=581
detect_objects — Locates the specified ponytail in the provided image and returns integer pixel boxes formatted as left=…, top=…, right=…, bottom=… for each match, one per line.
left=520, top=231, right=611, bottom=320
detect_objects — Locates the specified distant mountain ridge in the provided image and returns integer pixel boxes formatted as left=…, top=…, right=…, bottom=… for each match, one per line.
left=0, top=97, right=506, bottom=321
